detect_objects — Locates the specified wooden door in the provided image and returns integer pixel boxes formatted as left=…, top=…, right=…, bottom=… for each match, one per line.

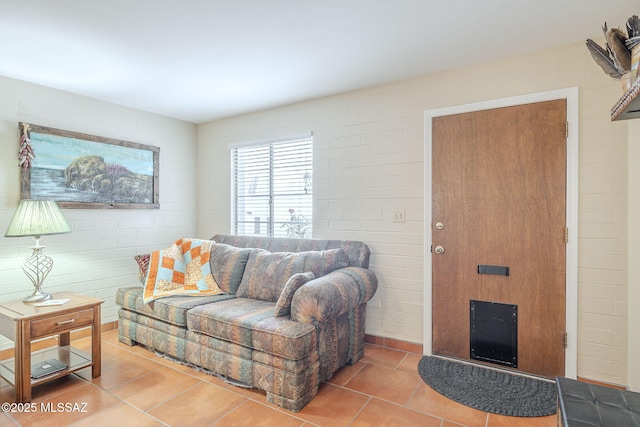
left=431, top=100, right=567, bottom=377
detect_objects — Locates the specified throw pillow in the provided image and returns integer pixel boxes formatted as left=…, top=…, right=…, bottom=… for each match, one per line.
left=209, top=243, right=252, bottom=294
left=134, top=253, right=150, bottom=284
left=274, top=271, right=315, bottom=316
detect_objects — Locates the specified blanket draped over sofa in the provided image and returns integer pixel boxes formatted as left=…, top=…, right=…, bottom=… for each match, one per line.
left=116, top=234, right=378, bottom=412
left=143, top=238, right=225, bottom=303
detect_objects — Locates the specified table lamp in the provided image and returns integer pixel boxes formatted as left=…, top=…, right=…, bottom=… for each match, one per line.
left=4, top=200, right=71, bottom=302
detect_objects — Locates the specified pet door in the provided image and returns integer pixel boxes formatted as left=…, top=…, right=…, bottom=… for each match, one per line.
left=470, top=300, right=517, bottom=368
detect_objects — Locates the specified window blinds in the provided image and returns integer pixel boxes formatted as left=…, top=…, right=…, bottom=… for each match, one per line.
left=232, top=136, right=312, bottom=238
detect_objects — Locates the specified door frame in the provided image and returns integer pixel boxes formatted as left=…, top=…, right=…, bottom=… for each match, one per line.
left=423, top=87, right=579, bottom=378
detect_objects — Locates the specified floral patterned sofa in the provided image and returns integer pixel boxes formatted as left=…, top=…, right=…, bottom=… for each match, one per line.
left=116, top=234, right=377, bottom=411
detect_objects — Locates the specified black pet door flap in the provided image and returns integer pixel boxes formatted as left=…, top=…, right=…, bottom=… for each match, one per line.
left=470, top=300, right=517, bottom=368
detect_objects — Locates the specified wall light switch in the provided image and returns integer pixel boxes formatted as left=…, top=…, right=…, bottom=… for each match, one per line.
left=392, top=209, right=406, bottom=223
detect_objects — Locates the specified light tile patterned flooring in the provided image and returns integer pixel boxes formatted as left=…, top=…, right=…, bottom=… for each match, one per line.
left=0, top=330, right=558, bottom=426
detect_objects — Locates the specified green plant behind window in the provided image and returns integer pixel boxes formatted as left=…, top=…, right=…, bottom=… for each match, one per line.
left=281, top=209, right=311, bottom=238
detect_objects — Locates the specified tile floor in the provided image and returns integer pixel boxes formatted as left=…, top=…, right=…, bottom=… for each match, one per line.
left=0, top=330, right=558, bottom=426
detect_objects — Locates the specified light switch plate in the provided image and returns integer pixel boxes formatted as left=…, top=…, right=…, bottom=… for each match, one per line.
left=392, top=209, right=406, bottom=223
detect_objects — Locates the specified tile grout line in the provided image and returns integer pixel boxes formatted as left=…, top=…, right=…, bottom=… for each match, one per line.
left=345, top=396, right=372, bottom=427
left=2, top=332, right=558, bottom=427
left=100, top=334, right=318, bottom=426
left=88, top=333, right=554, bottom=426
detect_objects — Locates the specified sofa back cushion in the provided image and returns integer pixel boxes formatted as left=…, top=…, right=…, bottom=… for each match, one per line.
left=211, top=234, right=371, bottom=269
left=236, top=248, right=349, bottom=302
left=209, top=243, right=253, bottom=294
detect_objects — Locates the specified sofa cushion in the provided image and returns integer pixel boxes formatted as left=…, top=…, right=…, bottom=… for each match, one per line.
left=187, top=298, right=316, bottom=361
left=117, top=286, right=235, bottom=327
left=274, top=272, right=315, bottom=316
left=209, top=243, right=252, bottom=294
left=236, top=248, right=349, bottom=302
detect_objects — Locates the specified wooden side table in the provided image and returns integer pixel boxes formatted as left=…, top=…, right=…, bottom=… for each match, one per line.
left=0, top=292, right=103, bottom=402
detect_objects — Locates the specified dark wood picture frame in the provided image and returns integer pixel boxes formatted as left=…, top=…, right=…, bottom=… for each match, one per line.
left=19, top=122, right=160, bottom=209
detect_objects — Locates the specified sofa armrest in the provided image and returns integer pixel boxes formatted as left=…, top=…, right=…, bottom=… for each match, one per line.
left=291, top=267, right=377, bottom=324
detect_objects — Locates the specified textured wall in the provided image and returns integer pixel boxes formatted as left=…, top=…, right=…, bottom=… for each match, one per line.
left=197, top=41, right=631, bottom=386
left=628, top=120, right=640, bottom=391
left=0, top=76, right=198, bottom=337
left=0, top=39, right=630, bottom=386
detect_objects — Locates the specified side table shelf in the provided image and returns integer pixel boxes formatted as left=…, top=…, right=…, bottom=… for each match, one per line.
left=0, top=345, right=92, bottom=387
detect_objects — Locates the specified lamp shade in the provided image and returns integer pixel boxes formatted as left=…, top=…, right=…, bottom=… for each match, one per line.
left=5, top=200, right=71, bottom=238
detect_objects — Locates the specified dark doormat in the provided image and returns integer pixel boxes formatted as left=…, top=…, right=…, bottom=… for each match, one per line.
left=418, top=356, right=557, bottom=417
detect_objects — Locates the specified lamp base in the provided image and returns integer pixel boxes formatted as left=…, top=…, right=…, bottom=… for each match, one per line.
left=21, top=244, right=54, bottom=303
left=23, top=287, right=53, bottom=303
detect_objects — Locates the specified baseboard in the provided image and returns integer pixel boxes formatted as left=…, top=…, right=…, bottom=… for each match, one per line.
left=5, top=324, right=626, bottom=390
left=365, top=334, right=423, bottom=354
left=4, top=323, right=627, bottom=391
left=361, top=336, right=631, bottom=390
left=577, top=376, right=627, bottom=390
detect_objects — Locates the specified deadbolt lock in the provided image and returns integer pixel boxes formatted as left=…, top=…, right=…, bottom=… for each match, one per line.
left=435, top=221, right=444, bottom=230
left=434, top=245, right=445, bottom=254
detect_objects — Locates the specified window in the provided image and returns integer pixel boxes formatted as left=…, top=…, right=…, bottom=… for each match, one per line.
left=232, top=136, right=312, bottom=238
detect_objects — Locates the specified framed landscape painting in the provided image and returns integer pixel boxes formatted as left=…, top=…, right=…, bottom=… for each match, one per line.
left=19, top=122, right=160, bottom=209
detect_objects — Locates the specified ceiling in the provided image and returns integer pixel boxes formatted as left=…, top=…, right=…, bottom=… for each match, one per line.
left=1, top=1, right=637, bottom=124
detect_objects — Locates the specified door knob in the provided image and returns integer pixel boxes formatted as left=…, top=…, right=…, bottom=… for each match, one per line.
left=434, top=245, right=445, bottom=254
left=435, top=221, right=444, bottom=230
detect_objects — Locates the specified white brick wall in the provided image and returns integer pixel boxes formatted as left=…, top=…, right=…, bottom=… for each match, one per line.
left=197, top=42, right=631, bottom=386
left=0, top=41, right=632, bottom=386
left=628, top=120, right=640, bottom=391
left=0, top=76, right=198, bottom=351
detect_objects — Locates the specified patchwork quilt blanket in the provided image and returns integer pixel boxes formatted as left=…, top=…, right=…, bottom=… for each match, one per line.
left=143, top=238, right=224, bottom=303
